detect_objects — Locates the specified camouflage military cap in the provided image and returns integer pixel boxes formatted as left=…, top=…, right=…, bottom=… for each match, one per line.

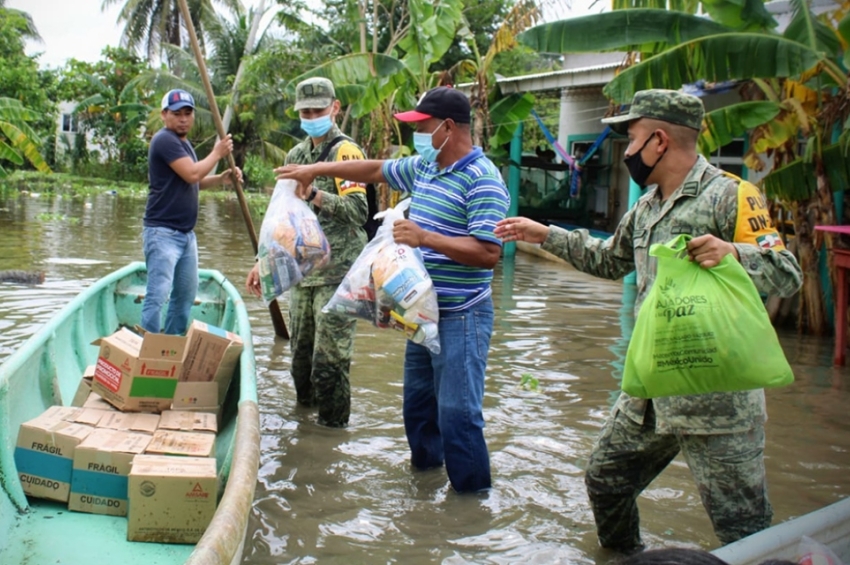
left=294, top=77, right=335, bottom=111
left=602, top=89, right=704, bottom=135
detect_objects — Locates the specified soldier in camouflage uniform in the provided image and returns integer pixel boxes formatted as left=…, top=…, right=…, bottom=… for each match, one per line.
left=247, top=77, right=368, bottom=427
left=494, top=89, right=802, bottom=550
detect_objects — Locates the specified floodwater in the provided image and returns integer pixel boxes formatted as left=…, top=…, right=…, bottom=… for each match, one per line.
left=1, top=188, right=849, bottom=564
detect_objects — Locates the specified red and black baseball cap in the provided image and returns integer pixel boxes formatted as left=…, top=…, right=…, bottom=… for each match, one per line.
left=394, top=86, right=471, bottom=124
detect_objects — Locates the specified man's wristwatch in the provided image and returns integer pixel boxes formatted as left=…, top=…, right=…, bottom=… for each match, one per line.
left=306, top=186, right=318, bottom=202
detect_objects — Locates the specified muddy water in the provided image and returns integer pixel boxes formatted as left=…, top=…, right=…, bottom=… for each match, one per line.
left=1, top=189, right=849, bottom=564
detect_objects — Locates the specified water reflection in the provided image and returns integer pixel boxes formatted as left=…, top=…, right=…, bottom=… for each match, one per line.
left=1, top=189, right=849, bottom=564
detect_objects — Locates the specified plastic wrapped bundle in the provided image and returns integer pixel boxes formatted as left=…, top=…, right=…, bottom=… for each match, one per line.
left=323, top=199, right=441, bottom=353
left=257, top=180, right=331, bottom=304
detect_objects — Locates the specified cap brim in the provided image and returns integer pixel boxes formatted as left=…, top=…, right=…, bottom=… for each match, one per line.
left=394, top=110, right=433, bottom=122
left=294, top=97, right=333, bottom=111
left=600, top=113, right=638, bottom=135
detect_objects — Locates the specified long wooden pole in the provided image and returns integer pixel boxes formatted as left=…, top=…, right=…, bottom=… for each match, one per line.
left=177, top=0, right=289, bottom=339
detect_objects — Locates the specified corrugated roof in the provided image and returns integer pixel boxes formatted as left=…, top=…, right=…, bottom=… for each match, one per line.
left=457, top=62, right=621, bottom=91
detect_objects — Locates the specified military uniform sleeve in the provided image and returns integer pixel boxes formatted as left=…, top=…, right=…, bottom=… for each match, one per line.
left=540, top=206, right=637, bottom=280
left=716, top=179, right=802, bottom=298
left=316, top=141, right=368, bottom=225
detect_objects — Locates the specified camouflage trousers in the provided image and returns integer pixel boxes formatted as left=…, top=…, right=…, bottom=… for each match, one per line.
left=584, top=402, right=772, bottom=550
left=289, top=283, right=357, bottom=427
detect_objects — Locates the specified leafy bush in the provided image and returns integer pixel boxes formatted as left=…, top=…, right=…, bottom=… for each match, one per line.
left=242, top=153, right=276, bottom=193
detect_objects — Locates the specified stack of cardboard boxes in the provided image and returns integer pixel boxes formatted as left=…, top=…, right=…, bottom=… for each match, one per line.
left=14, top=320, right=243, bottom=545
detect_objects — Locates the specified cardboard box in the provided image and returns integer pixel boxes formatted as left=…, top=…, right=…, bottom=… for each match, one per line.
left=91, top=328, right=187, bottom=413
left=174, top=321, right=243, bottom=412
left=144, top=430, right=215, bottom=458
left=97, top=412, right=160, bottom=435
left=158, top=411, right=217, bottom=434
left=68, top=429, right=151, bottom=516
left=14, top=407, right=96, bottom=502
left=71, top=366, right=96, bottom=407
left=128, top=454, right=217, bottom=544
left=83, top=392, right=116, bottom=411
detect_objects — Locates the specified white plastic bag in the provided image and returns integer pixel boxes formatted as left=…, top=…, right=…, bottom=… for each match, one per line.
left=323, top=199, right=441, bottom=353
left=257, top=179, right=331, bottom=304
left=798, top=536, right=846, bottom=565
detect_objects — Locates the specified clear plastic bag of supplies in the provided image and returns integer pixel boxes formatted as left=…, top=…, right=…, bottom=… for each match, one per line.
left=257, top=179, right=331, bottom=304
left=323, top=198, right=441, bottom=354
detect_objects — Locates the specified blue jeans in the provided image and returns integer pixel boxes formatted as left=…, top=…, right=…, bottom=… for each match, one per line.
left=403, top=296, right=494, bottom=493
left=140, top=226, right=198, bottom=335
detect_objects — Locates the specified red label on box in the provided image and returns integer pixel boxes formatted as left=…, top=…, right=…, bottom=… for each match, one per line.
left=95, top=358, right=122, bottom=393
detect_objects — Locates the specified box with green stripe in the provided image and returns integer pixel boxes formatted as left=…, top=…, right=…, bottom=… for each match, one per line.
left=91, top=328, right=187, bottom=413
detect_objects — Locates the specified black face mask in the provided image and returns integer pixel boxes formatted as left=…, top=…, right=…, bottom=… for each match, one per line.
left=624, top=132, right=665, bottom=189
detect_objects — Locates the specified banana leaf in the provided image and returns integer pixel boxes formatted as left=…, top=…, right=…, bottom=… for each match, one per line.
left=0, top=122, right=50, bottom=172
left=488, top=92, right=535, bottom=149
left=603, top=33, right=824, bottom=103
left=700, top=0, right=777, bottom=31
left=698, top=101, right=782, bottom=156
left=762, top=142, right=850, bottom=201
left=519, top=10, right=732, bottom=54
left=783, top=0, right=840, bottom=57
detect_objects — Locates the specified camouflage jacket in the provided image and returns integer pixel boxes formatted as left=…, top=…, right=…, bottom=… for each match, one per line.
left=541, top=155, right=803, bottom=434
left=285, top=124, right=368, bottom=286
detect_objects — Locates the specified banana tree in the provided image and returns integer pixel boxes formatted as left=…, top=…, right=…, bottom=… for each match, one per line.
left=0, top=98, right=51, bottom=177
left=519, top=1, right=850, bottom=333
left=448, top=0, right=541, bottom=150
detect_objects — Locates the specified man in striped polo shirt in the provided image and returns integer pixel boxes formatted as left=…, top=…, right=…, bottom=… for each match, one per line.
left=275, top=86, right=510, bottom=493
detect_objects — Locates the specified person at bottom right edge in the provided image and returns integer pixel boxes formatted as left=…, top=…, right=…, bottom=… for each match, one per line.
left=494, top=89, right=803, bottom=551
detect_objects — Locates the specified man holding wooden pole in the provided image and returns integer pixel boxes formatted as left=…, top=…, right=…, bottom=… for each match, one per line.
left=140, top=89, right=242, bottom=335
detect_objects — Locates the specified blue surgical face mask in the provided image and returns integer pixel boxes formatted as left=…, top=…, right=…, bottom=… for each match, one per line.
left=300, top=114, right=333, bottom=138
left=413, top=120, right=449, bottom=163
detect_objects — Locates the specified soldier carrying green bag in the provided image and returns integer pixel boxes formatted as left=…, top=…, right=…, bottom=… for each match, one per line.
left=494, top=89, right=802, bottom=552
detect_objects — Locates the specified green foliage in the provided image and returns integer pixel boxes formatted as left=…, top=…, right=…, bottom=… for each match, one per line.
left=519, top=10, right=733, bottom=55
left=36, top=212, right=80, bottom=224
left=603, top=34, right=824, bottom=103
left=0, top=6, right=58, bottom=171
left=783, top=0, right=841, bottom=56
left=242, top=153, right=275, bottom=192
left=488, top=92, right=535, bottom=150
left=0, top=97, right=51, bottom=176
left=698, top=101, right=782, bottom=156
left=56, top=46, right=154, bottom=180
left=519, top=373, right=539, bottom=391
left=0, top=170, right=146, bottom=196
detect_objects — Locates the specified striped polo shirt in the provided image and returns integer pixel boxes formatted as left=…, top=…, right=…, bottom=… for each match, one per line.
left=382, top=148, right=510, bottom=311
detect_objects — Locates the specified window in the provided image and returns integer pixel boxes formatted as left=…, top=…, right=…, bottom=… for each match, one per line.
left=709, top=138, right=745, bottom=179
left=61, top=113, right=76, bottom=133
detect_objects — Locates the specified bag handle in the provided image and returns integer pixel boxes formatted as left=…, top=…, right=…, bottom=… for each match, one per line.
left=649, top=234, right=692, bottom=260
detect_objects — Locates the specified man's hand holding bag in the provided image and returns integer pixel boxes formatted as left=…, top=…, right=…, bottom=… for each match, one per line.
left=622, top=234, right=794, bottom=398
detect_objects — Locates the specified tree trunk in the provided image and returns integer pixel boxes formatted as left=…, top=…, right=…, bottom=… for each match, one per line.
left=793, top=198, right=827, bottom=334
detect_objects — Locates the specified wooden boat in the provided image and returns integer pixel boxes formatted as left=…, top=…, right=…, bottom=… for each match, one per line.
left=712, top=497, right=850, bottom=565
left=0, top=262, right=259, bottom=565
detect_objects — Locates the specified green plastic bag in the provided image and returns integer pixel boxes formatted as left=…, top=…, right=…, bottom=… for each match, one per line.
left=622, top=234, right=794, bottom=398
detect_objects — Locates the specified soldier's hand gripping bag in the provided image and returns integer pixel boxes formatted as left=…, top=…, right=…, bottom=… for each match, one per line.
left=323, top=199, right=441, bottom=354
left=622, top=234, right=794, bottom=398
left=257, top=179, right=331, bottom=304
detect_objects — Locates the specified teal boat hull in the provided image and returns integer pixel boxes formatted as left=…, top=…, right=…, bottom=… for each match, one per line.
left=0, top=262, right=260, bottom=565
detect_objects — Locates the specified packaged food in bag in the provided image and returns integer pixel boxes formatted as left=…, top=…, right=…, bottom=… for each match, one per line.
left=323, top=199, right=441, bottom=353
left=257, top=180, right=331, bottom=304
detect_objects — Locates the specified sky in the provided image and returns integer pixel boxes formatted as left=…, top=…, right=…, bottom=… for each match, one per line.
left=7, top=0, right=599, bottom=70
left=6, top=0, right=269, bottom=69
